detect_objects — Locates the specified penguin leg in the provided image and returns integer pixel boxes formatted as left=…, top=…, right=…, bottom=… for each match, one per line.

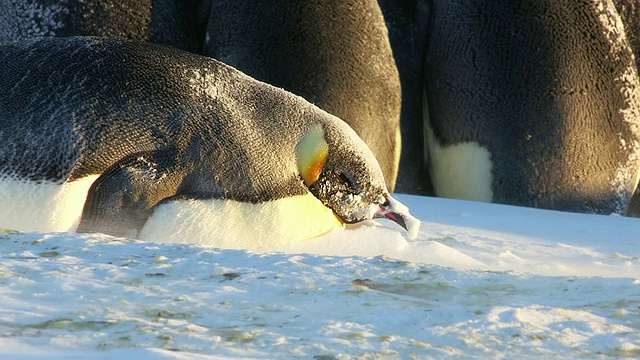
left=76, top=152, right=181, bottom=238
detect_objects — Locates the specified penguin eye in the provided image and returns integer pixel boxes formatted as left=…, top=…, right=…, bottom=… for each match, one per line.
left=336, top=171, right=356, bottom=190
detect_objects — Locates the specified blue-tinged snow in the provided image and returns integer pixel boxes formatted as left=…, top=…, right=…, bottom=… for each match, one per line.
left=0, top=194, right=639, bottom=359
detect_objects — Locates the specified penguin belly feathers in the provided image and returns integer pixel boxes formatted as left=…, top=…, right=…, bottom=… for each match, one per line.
left=0, top=37, right=419, bottom=246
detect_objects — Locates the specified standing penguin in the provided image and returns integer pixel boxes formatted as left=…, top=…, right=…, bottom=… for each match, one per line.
left=0, top=0, right=210, bottom=53
left=204, top=0, right=402, bottom=191
left=0, top=37, right=418, bottom=248
left=424, top=0, right=640, bottom=214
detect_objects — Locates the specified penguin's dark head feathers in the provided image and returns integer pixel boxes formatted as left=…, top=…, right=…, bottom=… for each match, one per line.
left=308, top=166, right=385, bottom=224
left=296, top=124, right=419, bottom=239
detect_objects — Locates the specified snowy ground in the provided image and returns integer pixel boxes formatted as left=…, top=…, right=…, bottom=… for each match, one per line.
left=1, top=194, right=639, bottom=359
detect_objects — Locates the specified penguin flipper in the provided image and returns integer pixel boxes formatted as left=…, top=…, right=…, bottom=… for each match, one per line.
left=76, top=153, right=179, bottom=238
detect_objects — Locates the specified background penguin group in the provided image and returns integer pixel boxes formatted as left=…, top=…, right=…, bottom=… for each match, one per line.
left=1, top=0, right=640, bottom=243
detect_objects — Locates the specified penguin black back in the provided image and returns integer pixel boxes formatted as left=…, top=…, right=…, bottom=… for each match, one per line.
left=0, top=37, right=314, bottom=198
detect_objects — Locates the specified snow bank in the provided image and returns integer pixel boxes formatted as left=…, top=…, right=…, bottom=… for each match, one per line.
left=0, top=194, right=638, bottom=358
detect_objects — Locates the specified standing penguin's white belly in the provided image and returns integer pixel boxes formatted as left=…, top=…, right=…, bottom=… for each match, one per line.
left=0, top=175, right=100, bottom=232
left=139, top=193, right=344, bottom=250
left=424, top=112, right=494, bottom=203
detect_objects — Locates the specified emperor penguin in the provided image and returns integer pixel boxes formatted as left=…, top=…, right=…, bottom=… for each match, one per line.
left=203, top=0, right=402, bottom=191
left=0, top=37, right=418, bottom=248
left=0, top=0, right=210, bottom=53
left=424, top=0, right=640, bottom=215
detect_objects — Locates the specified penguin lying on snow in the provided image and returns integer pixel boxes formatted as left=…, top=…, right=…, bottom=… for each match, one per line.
left=0, top=37, right=419, bottom=248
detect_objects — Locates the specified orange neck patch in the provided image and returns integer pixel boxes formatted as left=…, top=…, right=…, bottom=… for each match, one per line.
left=296, top=125, right=329, bottom=186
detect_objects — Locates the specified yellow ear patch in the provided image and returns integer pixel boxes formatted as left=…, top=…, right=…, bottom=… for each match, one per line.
left=296, top=125, right=329, bottom=186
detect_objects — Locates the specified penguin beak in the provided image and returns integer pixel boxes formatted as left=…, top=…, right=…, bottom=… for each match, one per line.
left=372, top=195, right=421, bottom=240
left=375, top=203, right=408, bottom=231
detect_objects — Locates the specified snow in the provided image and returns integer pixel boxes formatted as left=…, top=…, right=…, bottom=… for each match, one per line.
left=1, top=194, right=639, bottom=359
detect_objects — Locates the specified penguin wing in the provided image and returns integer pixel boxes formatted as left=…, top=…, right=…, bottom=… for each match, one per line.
left=77, top=151, right=183, bottom=238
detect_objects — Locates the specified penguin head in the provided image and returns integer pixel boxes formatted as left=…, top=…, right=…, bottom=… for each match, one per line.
left=296, top=124, right=420, bottom=239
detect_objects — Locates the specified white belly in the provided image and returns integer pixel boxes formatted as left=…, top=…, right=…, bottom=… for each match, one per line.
left=424, top=95, right=494, bottom=202
left=0, top=175, right=99, bottom=232
left=139, top=193, right=343, bottom=250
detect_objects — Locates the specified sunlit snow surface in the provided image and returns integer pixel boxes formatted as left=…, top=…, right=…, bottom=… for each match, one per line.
left=1, top=194, right=639, bottom=359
